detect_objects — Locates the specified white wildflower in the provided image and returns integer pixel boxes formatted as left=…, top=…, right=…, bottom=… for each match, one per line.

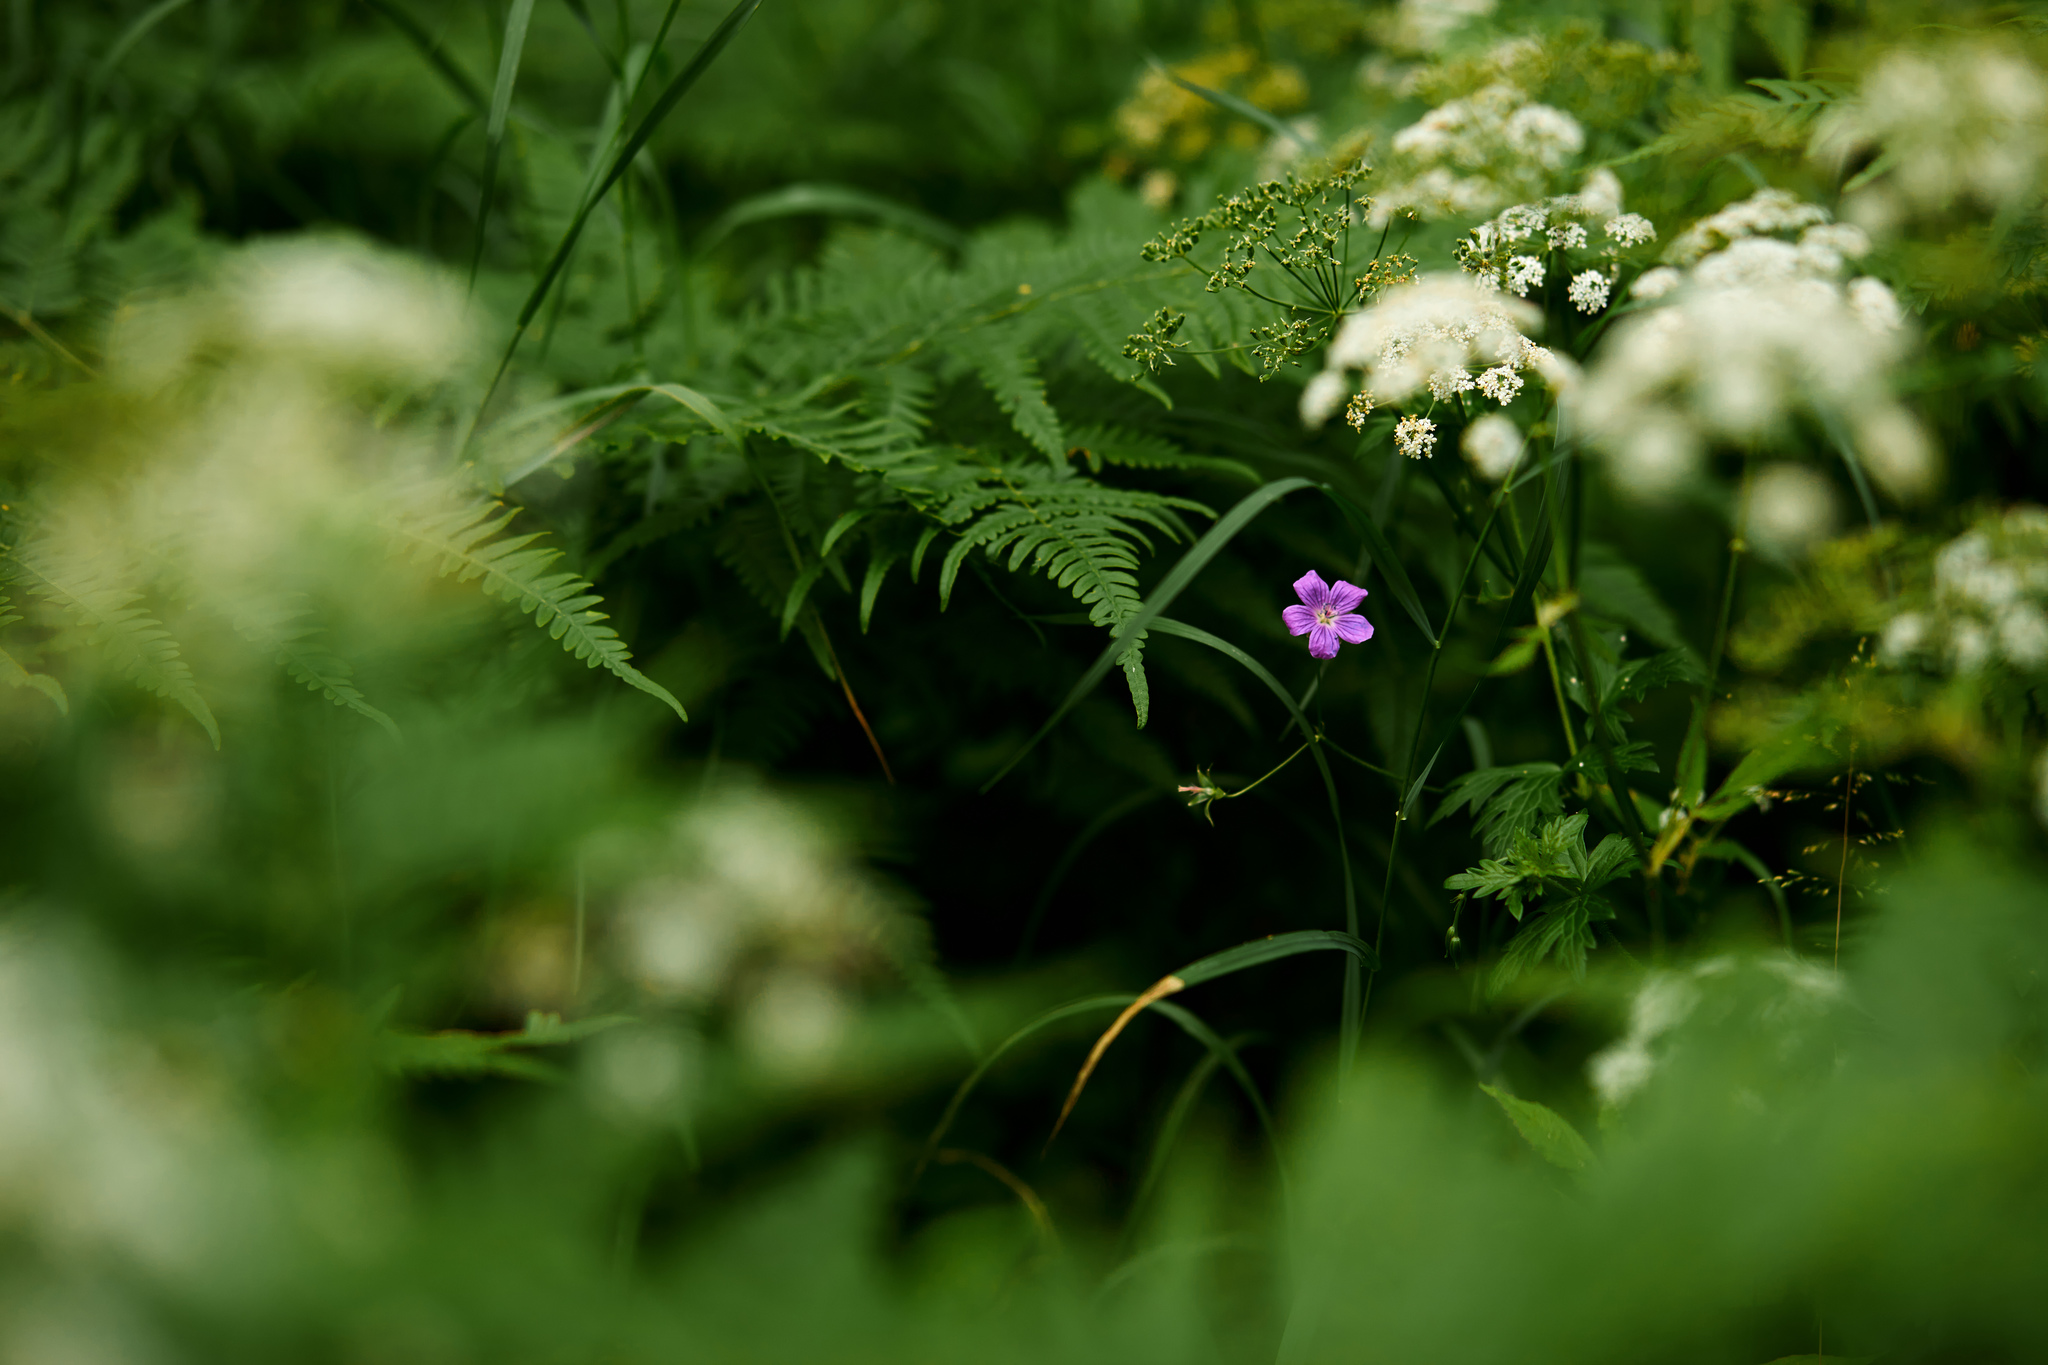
left=1879, top=611, right=1927, bottom=663
left=1578, top=167, right=1625, bottom=220
left=1504, top=103, right=1585, bottom=168
left=1317, top=273, right=1547, bottom=411
left=1691, top=237, right=1820, bottom=289
left=1846, top=276, right=1904, bottom=334
left=1605, top=414, right=1702, bottom=499
left=1997, top=605, right=2048, bottom=669
left=1952, top=619, right=1992, bottom=673
left=1605, top=213, right=1657, bottom=247
left=1463, top=413, right=1524, bottom=480
left=1581, top=191, right=1927, bottom=503
left=1505, top=254, right=1545, bottom=296
left=1300, top=368, right=1350, bottom=429
left=1567, top=270, right=1612, bottom=314
left=1428, top=367, right=1475, bottom=401
left=1476, top=365, right=1524, bottom=404
left=1498, top=203, right=1548, bottom=242
left=1632, top=266, right=1683, bottom=300
left=1375, top=86, right=1585, bottom=226
left=1853, top=405, right=1937, bottom=500
left=1548, top=220, right=1589, bottom=251
left=1666, top=188, right=1831, bottom=266
left=1744, top=463, right=1839, bottom=557
left=1395, top=414, right=1438, bottom=459
left=1391, top=0, right=1498, bottom=51
left=1816, top=41, right=2048, bottom=217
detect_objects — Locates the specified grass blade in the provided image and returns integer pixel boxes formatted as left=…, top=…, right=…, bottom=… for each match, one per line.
left=484, top=0, right=766, bottom=396
left=1172, top=928, right=1376, bottom=986
left=1049, top=930, right=1374, bottom=1147
left=1144, top=55, right=1320, bottom=152
left=980, top=476, right=1316, bottom=793
left=359, top=0, right=489, bottom=111
left=469, top=0, right=540, bottom=290
left=697, top=182, right=968, bottom=254
left=93, top=0, right=196, bottom=88
left=557, top=0, right=622, bottom=74
left=1319, top=483, right=1438, bottom=646
left=1147, top=616, right=1364, bottom=1065
left=914, top=995, right=1132, bottom=1181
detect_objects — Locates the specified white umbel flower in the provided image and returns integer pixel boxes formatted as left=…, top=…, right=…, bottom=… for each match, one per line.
left=1395, top=414, right=1438, bottom=458
left=1567, top=270, right=1612, bottom=314
left=1605, top=213, right=1657, bottom=247
left=1505, top=254, right=1545, bottom=296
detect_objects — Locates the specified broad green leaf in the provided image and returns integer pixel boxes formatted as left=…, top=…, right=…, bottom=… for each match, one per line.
left=1480, top=1083, right=1596, bottom=1171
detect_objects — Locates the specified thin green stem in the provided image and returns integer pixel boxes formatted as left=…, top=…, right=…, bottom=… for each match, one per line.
left=1361, top=487, right=1508, bottom=1025
left=1213, top=741, right=1313, bottom=802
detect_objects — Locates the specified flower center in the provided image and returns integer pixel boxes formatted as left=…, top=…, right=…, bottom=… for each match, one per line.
left=1314, top=606, right=1337, bottom=626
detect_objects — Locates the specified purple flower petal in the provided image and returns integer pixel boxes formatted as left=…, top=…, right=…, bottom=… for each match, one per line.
left=1282, top=603, right=1317, bottom=636
left=1307, top=624, right=1340, bottom=659
left=1292, top=570, right=1330, bottom=610
left=1334, top=612, right=1374, bottom=644
left=1326, top=580, right=1368, bottom=614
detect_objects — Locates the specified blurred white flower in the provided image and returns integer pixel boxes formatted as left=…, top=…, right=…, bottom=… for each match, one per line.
left=1665, top=188, right=1830, bottom=266
left=230, top=238, right=471, bottom=382
left=590, top=1026, right=699, bottom=1122
left=1375, top=85, right=1584, bottom=225
left=1816, top=40, right=2048, bottom=218
left=2035, top=748, right=2048, bottom=827
left=1631, top=266, right=1683, bottom=300
left=1579, top=189, right=1930, bottom=502
left=1462, top=413, right=1523, bottom=481
left=1390, top=0, right=1497, bottom=50
left=1505, top=103, right=1585, bottom=168
left=1885, top=508, right=2048, bottom=679
left=1853, top=405, right=1936, bottom=501
left=738, top=971, right=850, bottom=1078
left=1744, top=463, right=1839, bottom=558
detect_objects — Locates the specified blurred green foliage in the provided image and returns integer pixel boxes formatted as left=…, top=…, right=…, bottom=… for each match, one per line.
left=3, top=1, right=2048, bottom=1361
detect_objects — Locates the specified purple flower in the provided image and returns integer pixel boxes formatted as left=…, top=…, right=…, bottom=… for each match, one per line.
left=1282, top=570, right=1373, bottom=660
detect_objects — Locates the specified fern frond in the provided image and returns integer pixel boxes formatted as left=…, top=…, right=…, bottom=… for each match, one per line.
left=7, top=543, right=217, bottom=745
left=391, top=501, right=686, bottom=721
left=1066, top=424, right=1259, bottom=483
left=0, top=593, right=66, bottom=715
left=935, top=476, right=1209, bottom=727
left=229, top=596, right=399, bottom=737
left=943, top=332, right=1066, bottom=464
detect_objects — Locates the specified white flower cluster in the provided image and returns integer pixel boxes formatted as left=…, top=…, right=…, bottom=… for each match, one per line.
left=1455, top=173, right=1655, bottom=315
left=1663, top=187, right=1832, bottom=266
left=1462, top=412, right=1523, bottom=480
left=611, top=785, right=916, bottom=1080
left=1372, top=83, right=1586, bottom=227
left=1880, top=507, right=2048, bottom=677
left=1579, top=189, right=1930, bottom=501
left=1589, top=955, right=1841, bottom=1110
left=1300, top=274, right=1566, bottom=430
left=1814, top=40, right=2048, bottom=222
left=1395, top=414, right=1438, bottom=458
left=1385, top=0, right=1499, bottom=52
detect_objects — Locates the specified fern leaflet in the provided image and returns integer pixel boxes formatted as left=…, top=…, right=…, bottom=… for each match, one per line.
left=391, top=501, right=686, bottom=721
